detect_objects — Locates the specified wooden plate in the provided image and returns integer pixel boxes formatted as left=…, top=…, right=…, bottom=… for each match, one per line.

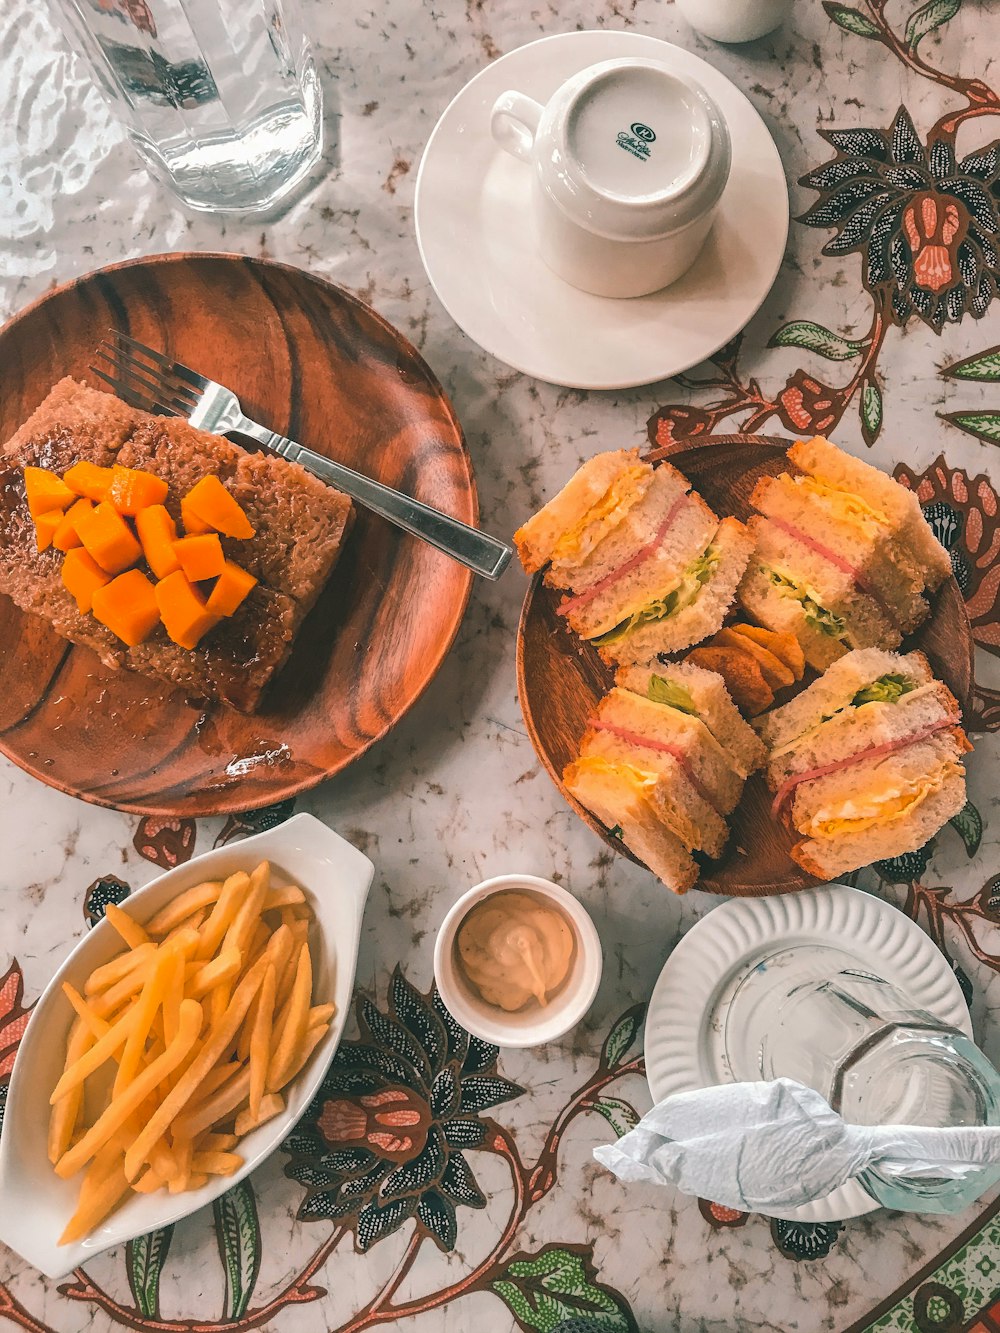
left=516, top=435, right=975, bottom=896
left=0, top=254, right=476, bottom=816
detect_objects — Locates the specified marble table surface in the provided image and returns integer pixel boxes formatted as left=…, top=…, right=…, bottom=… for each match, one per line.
left=2, top=1, right=1000, bottom=1331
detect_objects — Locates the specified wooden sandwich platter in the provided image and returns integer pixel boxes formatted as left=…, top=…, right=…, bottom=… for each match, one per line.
left=516, top=435, right=975, bottom=897
left=0, top=254, right=476, bottom=817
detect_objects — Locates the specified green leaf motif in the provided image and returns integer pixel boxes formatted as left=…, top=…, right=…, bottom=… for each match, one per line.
left=591, top=1096, right=641, bottom=1138
left=943, top=411, right=1000, bottom=445
left=950, top=800, right=983, bottom=857
left=214, top=1180, right=261, bottom=1321
left=942, top=346, right=1000, bottom=382
left=600, top=1004, right=644, bottom=1071
left=769, top=320, right=867, bottom=361
left=904, top=0, right=961, bottom=49
left=492, top=1245, right=640, bottom=1333
left=823, top=2, right=883, bottom=37
left=126, top=1226, right=173, bottom=1320
left=861, top=379, right=883, bottom=446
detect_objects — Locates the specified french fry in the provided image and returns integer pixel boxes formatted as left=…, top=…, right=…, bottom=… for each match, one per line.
left=56, top=999, right=203, bottom=1179
left=48, top=1018, right=94, bottom=1163
left=221, top=862, right=269, bottom=960
left=123, top=955, right=269, bottom=1181
left=263, top=884, right=305, bottom=911
left=167, top=1136, right=193, bottom=1194
left=149, top=1138, right=181, bottom=1183
left=246, top=921, right=270, bottom=966
left=104, top=902, right=150, bottom=950
left=145, top=880, right=223, bottom=937
left=50, top=1004, right=141, bottom=1104
left=62, top=982, right=110, bottom=1040
left=196, top=1132, right=239, bottom=1153
left=132, top=1167, right=166, bottom=1194
left=307, top=1003, right=336, bottom=1027
left=188, top=947, right=242, bottom=1000
left=163, top=908, right=207, bottom=943
left=195, top=871, right=251, bottom=960
left=59, top=1153, right=131, bottom=1244
left=162, top=951, right=186, bottom=1047
left=173, top=1067, right=251, bottom=1142
left=267, top=943, right=312, bottom=1093
left=207, top=980, right=232, bottom=1029
left=249, top=964, right=276, bottom=1120
left=234, top=1093, right=284, bottom=1136
left=113, top=943, right=181, bottom=1098
left=191, top=1150, right=242, bottom=1177
left=84, top=942, right=157, bottom=996
left=280, top=1021, right=329, bottom=1085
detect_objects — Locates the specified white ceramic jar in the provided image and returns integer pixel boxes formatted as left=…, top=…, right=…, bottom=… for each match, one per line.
left=675, top=0, right=794, bottom=44
left=490, top=57, right=731, bottom=299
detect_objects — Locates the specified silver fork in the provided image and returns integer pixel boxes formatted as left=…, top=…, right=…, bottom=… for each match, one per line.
left=91, top=331, right=512, bottom=581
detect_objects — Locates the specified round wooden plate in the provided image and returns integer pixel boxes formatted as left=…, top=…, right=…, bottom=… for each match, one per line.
left=0, top=254, right=476, bottom=816
left=516, top=435, right=975, bottom=896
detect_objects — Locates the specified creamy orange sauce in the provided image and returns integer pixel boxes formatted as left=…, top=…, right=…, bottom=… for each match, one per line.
left=457, top=891, right=575, bottom=1012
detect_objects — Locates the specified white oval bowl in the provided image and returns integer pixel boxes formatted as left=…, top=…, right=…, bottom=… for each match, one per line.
left=434, top=873, right=603, bottom=1047
left=0, top=812, right=373, bottom=1280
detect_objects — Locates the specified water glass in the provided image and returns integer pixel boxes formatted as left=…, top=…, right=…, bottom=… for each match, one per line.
left=726, top=947, right=1000, bottom=1213
left=47, top=0, right=323, bottom=213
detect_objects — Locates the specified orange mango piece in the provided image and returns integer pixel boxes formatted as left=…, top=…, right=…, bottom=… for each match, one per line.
left=180, top=494, right=212, bottom=535
left=136, top=505, right=180, bottom=580
left=64, top=461, right=114, bottom=503
left=183, top=476, right=255, bottom=540
left=24, top=467, right=75, bottom=517
left=91, top=569, right=160, bottom=647
left=61, top=548, right=112, bottom=614
left=52, top=498, right=95, bottom=553
left=155, top=571, right=220, bottom=650
left=107, top=465, right=169, bottom=516
left=33, top=510, right=62, bottom=553
left=205, top=561, right=258, bottom=617
left=76, top=501, right=143, bottom=575
left=174, top=533, right=225, bottom=582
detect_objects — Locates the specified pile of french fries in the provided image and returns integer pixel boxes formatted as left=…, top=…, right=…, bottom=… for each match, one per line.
left=50, top=860, right=334, bottom=1245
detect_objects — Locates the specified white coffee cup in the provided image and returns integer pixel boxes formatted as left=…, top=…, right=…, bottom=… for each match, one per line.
left=490, top=57, right=731, bottom=299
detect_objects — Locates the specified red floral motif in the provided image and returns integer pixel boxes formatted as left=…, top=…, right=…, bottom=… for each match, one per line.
left=134, top=816, right=196, bottom=869
left=0, top=960, right=33, bottom=1085
left=650, top=405, right=715, bottom=451
left=318, top=1087, right=432, bottom=1164
left=905, top=193, right=969, bottom=294
left=776, top=371, right=844, bottom=436
left=698, top=1198, right=749, bottom=1229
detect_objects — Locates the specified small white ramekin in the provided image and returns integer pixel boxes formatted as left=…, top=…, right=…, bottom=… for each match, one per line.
left=433, top=873, right=603, bottom=1047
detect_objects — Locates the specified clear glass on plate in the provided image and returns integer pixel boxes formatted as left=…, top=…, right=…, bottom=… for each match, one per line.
left=47, top=0, right=323, bottom=213
left=725, top=945, right=1000, bottom=1214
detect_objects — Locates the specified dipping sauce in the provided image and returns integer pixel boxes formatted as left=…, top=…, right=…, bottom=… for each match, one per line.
left=456, top=890, right=575, bottom=1012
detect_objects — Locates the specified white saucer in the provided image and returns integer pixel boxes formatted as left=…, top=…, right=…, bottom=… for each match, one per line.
left=414, top=30, right=789, bottom=390
left=643, top=885, right=972, bottom=1222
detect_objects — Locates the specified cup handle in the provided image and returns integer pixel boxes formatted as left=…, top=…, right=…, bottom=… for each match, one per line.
left=490, top=91, right=544, bottom=163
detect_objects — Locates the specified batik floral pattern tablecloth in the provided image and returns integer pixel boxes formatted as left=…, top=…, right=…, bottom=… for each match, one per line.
left=1, top=0, right=999, bottom=1330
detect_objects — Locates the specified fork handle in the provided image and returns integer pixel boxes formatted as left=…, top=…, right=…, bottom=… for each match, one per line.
left=234, top=419, right=512, bottom=581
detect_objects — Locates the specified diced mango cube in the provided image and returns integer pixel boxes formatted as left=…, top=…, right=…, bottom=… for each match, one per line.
left=24, top=466, right=75, bottom=517
left=205, top=560, right=257, bottom=617
left=155, top=570, right=220, bottom=650
left=52, top=498, right=95, bottom=553
left=174, top=533, right=225, bottom=582
left=33, top=510, right=63, bottom=553
left=136, top=504, right=180, bottom=580
left=180, top=494, right=212, bottom=535
left=75, top=501, right=143, bottom=575
left=107, top=465, right=169, bottom=516
left=63, top=461, right=114, bottom=503
left=183, top=476, right=255, bottom=540
left=62, top=548, right=112, bottom=615
left=91, top=568, right=160, bottom=647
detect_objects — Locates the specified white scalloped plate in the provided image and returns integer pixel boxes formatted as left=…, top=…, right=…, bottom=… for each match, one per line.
left=644, top=884, right=972, bottom=1222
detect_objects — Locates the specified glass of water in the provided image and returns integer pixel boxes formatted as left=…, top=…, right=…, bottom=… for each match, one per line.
left=47, top=0, right=322, bottom=213
left=726, top=947, right=1000, bottom=1213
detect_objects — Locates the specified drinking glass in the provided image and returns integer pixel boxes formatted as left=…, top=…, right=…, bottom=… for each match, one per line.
left=46, top=0, right=323, bottom=213
left=725, top=945, right=1000, bottom=1213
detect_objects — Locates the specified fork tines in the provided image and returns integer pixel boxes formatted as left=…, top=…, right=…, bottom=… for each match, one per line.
left=91, top=330, right=202, bottom=419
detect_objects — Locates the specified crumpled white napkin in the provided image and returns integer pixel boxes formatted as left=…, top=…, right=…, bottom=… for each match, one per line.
left=593, top=1079, right=1000, bottom=1218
